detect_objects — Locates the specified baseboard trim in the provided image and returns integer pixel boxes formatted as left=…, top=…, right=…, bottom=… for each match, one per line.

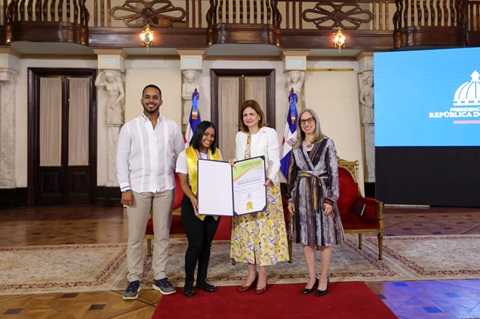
left=95, top=186, right=121, bottom=206
left=384, top=204, right=431, bottom=209
left=0, top=188, right=28, bottom=208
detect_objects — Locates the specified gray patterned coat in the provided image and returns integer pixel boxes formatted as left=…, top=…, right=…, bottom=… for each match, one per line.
left=287, top=137, right=345, bottom=247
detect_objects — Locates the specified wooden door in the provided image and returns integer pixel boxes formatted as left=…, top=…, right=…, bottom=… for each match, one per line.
left=211, top=69, right=276, bottom=159
left=28, top=69, right=97, bottom=206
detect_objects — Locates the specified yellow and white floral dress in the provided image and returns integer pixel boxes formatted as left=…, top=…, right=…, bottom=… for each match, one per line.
left=230, top=128, right=289, bottom=266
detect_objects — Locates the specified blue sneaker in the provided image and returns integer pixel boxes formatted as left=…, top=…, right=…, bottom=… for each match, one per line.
left=153, top=278, right=176, bottom=295
left=123, top=280, right=140, bottom=300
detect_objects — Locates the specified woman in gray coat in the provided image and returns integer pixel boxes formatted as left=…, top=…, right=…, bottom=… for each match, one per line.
left=287, top=108, right=345, bottom=297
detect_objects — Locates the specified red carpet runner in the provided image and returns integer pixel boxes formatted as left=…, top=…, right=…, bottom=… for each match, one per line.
left=152, top=281, right=397, bottom=319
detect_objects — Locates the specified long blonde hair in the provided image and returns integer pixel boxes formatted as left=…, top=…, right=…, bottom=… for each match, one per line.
left=293, top=108, right=324, bottom=148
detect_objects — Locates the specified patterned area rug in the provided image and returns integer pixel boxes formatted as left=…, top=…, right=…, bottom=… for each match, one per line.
left=114, top=235, right=408, bottom=290
left=115, top=234, right=480, bottom=289
left=364, top=234, right=480, bottom=280
left=0, top=244, right=126, bottom=295
left=2, top=235, right=479, bottom=295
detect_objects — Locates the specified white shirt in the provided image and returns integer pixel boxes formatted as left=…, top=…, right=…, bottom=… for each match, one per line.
left=235, top=126, right=281, bottom=184
left=176, top=149, right=223, bottom=176
left=117, top=113, right=185, bottom=193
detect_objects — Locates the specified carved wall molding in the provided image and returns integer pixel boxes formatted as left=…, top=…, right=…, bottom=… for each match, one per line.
left=111, top=0, right=186, bottom=28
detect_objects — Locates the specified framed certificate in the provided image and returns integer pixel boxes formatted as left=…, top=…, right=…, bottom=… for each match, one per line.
left=197, top=156, right=267, bottom=216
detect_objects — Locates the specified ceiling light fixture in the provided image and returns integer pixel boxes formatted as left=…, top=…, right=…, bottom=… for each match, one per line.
left=140, top=24, right=154, bottom=48
left=334, top=27, right=346, bottom=53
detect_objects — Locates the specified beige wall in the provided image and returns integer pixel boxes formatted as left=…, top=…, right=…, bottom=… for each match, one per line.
left=124, top=68, right=182, bottom=123
left=97, top=67, right=182, bottom=185
left=96, top=60, right=182, bottom=185
left=11, top=57, right=365, bottom=195
left=305, top=61, right=365, bottom=191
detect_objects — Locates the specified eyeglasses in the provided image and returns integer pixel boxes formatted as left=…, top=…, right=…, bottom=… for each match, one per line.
left=300, top=117, right=315, bottom=125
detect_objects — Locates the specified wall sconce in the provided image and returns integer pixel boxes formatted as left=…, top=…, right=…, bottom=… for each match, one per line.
left=140, top=24, right=154, bottom=47
left=334, top=27, right=346, bottom=52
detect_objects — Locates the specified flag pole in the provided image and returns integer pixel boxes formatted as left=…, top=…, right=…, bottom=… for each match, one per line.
left=184, top=88, right=202, bottom=148
left=280, top=87, right=299, bottom=181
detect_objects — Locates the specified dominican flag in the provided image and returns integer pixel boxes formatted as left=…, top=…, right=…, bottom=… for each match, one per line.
left=280, top=99, right=298, bottom=181
left=184, top=89, right=201, bottom=148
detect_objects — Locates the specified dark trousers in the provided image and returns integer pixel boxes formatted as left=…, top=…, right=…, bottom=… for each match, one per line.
left=181, top=195, right=220, bottom=287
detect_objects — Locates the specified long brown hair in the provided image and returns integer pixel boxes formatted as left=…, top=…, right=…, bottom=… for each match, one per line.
left=238, top=100, right=269, bottom=133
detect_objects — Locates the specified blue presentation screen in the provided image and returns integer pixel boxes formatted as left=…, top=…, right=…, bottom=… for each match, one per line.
left=374, top=47, right=480, bottom=147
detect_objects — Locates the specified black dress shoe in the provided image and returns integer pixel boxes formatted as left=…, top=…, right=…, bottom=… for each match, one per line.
left=316, top=278, right=329, bottom=297
left=301, top=277, right=319, bottom=295
left=196, top=282, right=216, bottom=292
left=184, top=287, right=195, bottom=297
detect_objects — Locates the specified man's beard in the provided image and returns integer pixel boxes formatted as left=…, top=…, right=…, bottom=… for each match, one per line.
left=143, top=104, right=159, bottom=114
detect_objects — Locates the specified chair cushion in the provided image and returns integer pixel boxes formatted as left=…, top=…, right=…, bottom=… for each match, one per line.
left=146, top=217, right=154, bottom=235
left=341, top=214, right=380, bottom=229
left=213, top=216, right=232, bottom=240
left=173, top=173, right=184, bottom=210
left=282, top=198, right=291, bottom=231
left=170, top=214, right=185, bottom=234
left=337, top=168, right=359, bottom=214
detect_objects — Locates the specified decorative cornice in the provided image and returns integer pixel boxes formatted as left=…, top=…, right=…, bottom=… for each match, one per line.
left=281, top=50, right=310, bottom=58
left=176, top=49, right=206, bottom=56
left=0, top=47, right=22, bottom=58
left=93, top=49, right=128, bottom=59
left=355, top=51, right=374, bottom=60
left=16, top=54, right=97, bottom=60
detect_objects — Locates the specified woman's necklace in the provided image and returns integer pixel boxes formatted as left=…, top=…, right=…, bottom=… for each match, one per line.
left=196, top=149, right=209, bottom=159
left=304, top=141, right=314, bottom=148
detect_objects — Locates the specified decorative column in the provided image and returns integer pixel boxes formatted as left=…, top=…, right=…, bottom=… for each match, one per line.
left=282, top=51, right=309, bottom=110
left=357, top=53, right=375, bottom=184
left=94, top=49, right=127, bottom=187
left=177, top=50, right=204, bottom=129
left=0, top=50, right=19, bottom=188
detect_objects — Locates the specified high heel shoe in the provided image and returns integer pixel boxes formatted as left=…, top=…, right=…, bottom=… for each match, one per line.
left=238, top=272, right=258, bottom=292
left=316, top=277, right=329, bottom=297
left=256, top=277, right=267, bottom=295
left=301, top=276, right=319, bottom=295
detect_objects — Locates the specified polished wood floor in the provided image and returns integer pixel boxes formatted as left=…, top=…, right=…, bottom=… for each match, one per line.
left=1, top=205, right=480, bottom=318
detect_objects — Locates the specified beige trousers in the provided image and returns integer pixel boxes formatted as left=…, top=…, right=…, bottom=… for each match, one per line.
left=126, top=190, right=174, bottom=282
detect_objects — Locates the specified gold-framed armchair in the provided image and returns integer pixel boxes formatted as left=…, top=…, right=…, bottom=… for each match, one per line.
left=337, top=159, right=384, bottom=260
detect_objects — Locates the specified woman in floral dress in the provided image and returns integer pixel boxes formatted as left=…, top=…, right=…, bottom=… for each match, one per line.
left=231, top=100, right=289, bottom=294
